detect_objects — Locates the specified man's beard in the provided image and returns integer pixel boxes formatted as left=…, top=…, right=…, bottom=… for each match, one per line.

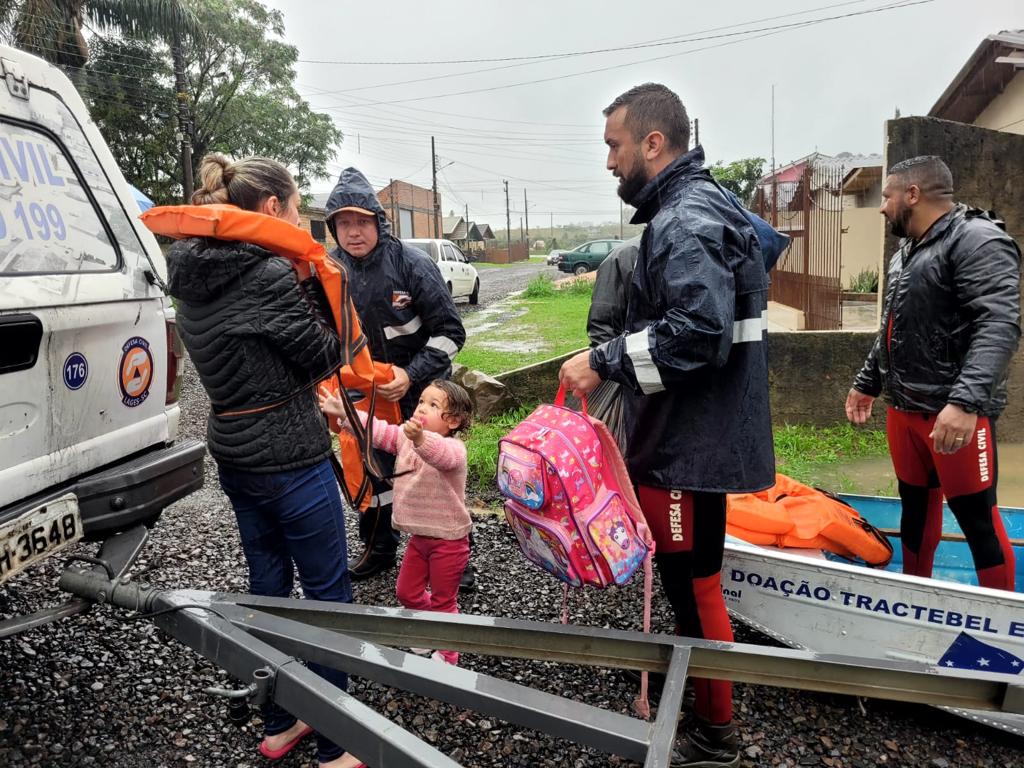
left=886, top=206, right=912, bottom=239
left=616, top=153, right=649, bottom=205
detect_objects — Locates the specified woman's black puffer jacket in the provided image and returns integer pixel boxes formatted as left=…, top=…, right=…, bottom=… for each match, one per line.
left=167, top=238, right=342, bottom=472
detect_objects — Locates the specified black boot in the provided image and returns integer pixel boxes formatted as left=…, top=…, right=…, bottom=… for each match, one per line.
left=671, top=720, right=739, bottom=768
left=458, top=562, right=477, bottom=593
left=350, top=495, right=399, bottom=580
left=348, top=547, right=396, bottom=580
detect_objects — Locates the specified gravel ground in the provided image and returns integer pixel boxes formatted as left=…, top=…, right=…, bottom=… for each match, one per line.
left=2, top=361, right=1023, bottom=768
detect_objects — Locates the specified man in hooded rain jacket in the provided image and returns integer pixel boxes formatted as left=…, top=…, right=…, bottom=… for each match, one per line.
left=325, top=168, right=466, bottom=580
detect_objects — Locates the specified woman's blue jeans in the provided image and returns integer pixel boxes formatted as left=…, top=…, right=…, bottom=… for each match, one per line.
left=218, top=458, right=351, bottom=763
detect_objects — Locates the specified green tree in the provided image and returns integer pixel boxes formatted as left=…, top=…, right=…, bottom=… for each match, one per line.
left=710, top=157, right=766, bottom=206
left=183, top=0, right=340, bottom=193
left=82, top=0, right=341, bottom=203
left=0, top=0, right=194, bottom=70
left=82, top=37, right=179, bottom=201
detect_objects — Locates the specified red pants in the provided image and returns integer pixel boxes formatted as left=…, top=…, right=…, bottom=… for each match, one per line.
left=638, top=486, right=733, bottom=725
left=395, top=534, right=470, bottom=664
left=887, top=408, right=1014, bottom=590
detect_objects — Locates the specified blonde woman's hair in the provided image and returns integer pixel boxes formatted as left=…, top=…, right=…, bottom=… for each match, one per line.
left=191, top=153, right=297, bottom=211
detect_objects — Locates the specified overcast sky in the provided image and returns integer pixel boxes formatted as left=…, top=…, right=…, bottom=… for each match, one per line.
left=262, top=0, right=1020, bottom=232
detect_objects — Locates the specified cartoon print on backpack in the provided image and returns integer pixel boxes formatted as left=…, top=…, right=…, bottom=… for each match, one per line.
left=610, top=522, right=631, bottom=550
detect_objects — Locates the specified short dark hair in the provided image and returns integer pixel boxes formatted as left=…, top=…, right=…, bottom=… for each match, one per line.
left=887, top=156, right=954, bottom=201
left=430, top=379, right=473, bottom=435
left=603, top=83, right=690, bottom=152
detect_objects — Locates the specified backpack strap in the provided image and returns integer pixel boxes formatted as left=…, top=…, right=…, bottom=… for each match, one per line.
left=632, top=554, right=654, bottom=720
left=553, top=382, right=588, bottom=412
left=574, top=385, right=656, bottom=719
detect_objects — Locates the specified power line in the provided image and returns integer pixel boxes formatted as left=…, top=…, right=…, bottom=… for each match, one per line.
left=295, top=0, right=881, bottom=66
left=319, top=1, right=932, bottom=108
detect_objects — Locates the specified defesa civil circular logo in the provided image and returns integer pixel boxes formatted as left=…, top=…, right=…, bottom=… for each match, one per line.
left=118, top=336, right=153, bottom=408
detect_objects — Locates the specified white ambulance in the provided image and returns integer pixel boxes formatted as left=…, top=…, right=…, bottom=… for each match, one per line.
left=0, top=46, right=204, bottom=630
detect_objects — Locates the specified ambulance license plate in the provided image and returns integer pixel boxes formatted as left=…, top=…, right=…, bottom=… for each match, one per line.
left=0, top=494, right=82, bottom=585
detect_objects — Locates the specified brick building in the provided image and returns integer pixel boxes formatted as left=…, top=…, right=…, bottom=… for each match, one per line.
left=378, top=180, right=441, bottom=239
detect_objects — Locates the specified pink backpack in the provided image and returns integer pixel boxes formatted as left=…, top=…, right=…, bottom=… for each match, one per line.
left=498, top=387, right=656, bottom=716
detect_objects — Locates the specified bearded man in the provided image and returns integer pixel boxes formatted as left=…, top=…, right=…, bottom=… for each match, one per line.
left=847, top=155, right=1021, bottom=591
left=559, top=82, right=774, bottom=767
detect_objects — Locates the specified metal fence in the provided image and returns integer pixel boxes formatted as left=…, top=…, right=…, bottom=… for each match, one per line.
left=480, top=240, right=529, bottom=264
left=756, top=162, right=845, bottom=330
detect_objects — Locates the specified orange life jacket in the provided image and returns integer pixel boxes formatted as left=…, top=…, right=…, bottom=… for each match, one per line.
left=140, top=203, right=399, bottom=510
left=726, top=474, right=893, bottom=567
left=318, top=367, right=402, bottom=512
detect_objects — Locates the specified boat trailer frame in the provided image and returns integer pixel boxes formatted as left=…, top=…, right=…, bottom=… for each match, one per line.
left=55, top=536, right=1024, bottom=768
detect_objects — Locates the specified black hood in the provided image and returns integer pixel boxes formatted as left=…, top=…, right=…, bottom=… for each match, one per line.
left=324, top=167, right=391, bottom=244
left=166, top=238, right=269, bottom=303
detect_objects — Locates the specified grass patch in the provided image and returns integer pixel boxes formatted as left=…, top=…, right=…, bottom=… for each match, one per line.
left=455, top=277, right=592, bottom=375
left=773, top=423, right=889, bottom=487
left=465, top=406, right=533, bottom=500
left=464, top=412, right=890, bottom=507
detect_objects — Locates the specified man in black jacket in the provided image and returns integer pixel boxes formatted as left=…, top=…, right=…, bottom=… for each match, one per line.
left=325, top=168, right=466, bottom=580
left=585, top=236, right=640, bottom=452
left=847, top=155, right=1021, bottom=590
left=560, top=83, right=773, bottom=768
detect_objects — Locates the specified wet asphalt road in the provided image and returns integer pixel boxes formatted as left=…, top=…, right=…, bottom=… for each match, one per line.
left=457, top=259, right=561, bottom=314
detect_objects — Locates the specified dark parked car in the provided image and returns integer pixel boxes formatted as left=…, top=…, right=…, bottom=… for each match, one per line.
left=556, top=239, right=624, bottom=275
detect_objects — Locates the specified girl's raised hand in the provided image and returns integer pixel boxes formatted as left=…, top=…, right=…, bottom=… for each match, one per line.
left=402, top=419, right=425, bottom=446
left=319, top=391, right=347, bottom=424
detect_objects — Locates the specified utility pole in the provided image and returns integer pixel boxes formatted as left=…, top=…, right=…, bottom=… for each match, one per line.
left=172, top=34, right=193, bottom=203
left=464, top=203, right=469, bottom=249
left=431, top=136, right=441, bottom=238
left=503, top=180, right=511, bottom=262
left=694, top=118, right=700, bottom=147
left=770, top=85, right=778, bottom=227
left=523, top=188, right=529, bottom=245
left=520, top=216, right=524, bottom=247
left=389, top=178, right=398, bottom=237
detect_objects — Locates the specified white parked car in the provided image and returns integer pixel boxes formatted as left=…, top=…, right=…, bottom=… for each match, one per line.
left=0, top=46, right=204, bottom=631
left=403, top=238, right=480, bottom=305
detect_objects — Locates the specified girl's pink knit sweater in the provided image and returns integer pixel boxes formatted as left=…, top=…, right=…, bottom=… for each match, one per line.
left=361, top=415, right=471, bottom=540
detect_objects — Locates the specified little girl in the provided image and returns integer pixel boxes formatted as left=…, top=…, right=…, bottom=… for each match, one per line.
left=320, top=379, right=473, bottom=664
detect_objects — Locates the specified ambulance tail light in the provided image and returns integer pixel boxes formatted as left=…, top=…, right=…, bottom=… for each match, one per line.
left=166, top=318, right=184, bottom=405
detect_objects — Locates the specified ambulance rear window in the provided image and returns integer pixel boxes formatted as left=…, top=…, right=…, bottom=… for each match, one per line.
left=0, top=120, right=119, bottom=275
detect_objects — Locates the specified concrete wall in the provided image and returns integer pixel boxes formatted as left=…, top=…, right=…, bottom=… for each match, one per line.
left=883, top=116, right=1024, bottom=441
left=496, top=331, right=1024, bottom=440
left=975, top=71, right=1024, bottom=136
left=839, top=207, right=884, bottom=289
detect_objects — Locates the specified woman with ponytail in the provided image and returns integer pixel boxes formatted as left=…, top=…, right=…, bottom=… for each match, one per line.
left=164, top=154, right=364, bottom=768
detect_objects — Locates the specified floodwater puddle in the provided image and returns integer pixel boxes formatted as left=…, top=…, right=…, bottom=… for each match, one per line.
left=476, top=339, right=549, bottom=353
left=463, top=304, right=528, bottom=336
left=813, top=442, right=1024, bottom=506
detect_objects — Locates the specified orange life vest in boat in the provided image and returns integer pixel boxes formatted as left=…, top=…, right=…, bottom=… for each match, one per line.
left=726, top=474, right=893, bottom=567
left=140, top=203, right=400, bottom=511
